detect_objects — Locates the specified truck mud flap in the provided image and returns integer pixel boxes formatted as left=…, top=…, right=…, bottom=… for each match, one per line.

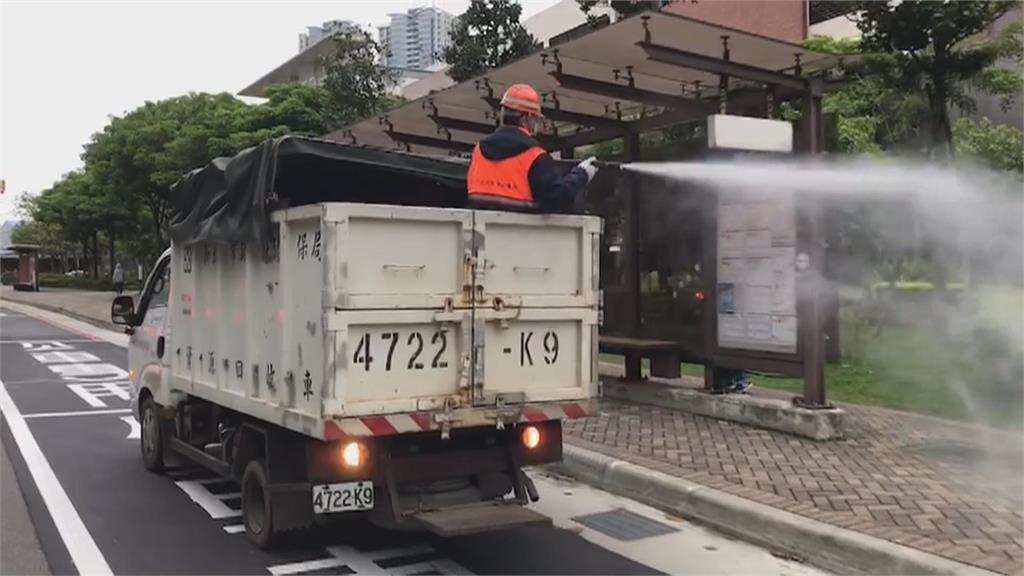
left=410, top=503, right=551, bottom=537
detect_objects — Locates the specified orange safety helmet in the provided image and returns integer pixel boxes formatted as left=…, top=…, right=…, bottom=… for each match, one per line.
left=500, top=84, right=543, bottom=117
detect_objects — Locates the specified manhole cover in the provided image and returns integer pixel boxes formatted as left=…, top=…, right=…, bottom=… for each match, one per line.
left=571, top=508, right=679, bottom=541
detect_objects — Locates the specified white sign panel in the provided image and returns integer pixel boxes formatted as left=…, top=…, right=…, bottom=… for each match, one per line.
left=707, top=114, right=794, bottom=153
left=717, top=190, right=798, bottom=353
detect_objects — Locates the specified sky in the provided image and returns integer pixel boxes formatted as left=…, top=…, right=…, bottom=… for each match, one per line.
left=0, top=0, right=561, bottom=222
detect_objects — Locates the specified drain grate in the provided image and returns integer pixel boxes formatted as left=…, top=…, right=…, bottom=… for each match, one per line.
left=571, top=508, right=679, bottom=541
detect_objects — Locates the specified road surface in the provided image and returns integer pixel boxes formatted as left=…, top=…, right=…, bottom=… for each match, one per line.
left=0, top=302, right=824, bottom=575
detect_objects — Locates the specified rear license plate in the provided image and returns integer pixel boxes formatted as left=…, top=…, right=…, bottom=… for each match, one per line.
left=312, top=481, right=375, bottom=514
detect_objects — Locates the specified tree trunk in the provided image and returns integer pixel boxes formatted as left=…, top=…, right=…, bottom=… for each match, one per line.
left=91, top=232, right=100, bottom=279
left=107, top=230, right=116, bottom=276
left=929, top=47, right=953, bottom=160
left=81, top=241, right=88, bottom=273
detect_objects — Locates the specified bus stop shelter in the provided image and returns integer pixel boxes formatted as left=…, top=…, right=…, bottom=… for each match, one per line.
left=332, top=9, right=848, bottom=408
left=5, top=244, right=41, bottom=291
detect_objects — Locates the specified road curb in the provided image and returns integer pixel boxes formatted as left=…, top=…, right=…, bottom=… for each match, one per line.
left=557, top=443, right=999, bottom=576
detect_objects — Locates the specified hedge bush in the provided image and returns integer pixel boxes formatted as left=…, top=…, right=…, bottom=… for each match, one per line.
left=38, top=273, right=142, bottom=291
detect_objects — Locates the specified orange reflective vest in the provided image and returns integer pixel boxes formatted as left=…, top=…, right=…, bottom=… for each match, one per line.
left=467, top=144, right=546, bottom=210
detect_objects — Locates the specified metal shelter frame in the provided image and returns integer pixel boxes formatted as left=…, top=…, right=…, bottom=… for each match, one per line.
left=332, top=9, right=849, bottom=407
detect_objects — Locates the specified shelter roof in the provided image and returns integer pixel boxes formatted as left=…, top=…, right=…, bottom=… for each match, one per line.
left=331, top=10, right=850, bottom=155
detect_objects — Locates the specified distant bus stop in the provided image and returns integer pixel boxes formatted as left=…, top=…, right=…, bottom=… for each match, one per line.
left=3, top=244, right=41, bottom=291
left=332, top=10, right=847, bottom=408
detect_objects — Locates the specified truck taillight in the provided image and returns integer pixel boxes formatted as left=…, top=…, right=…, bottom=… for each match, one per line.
left=521, top=426, right=541, bottom=450
left=341, top=441, right=365, bottom=468
left=515, top=421, right=562, bottom=465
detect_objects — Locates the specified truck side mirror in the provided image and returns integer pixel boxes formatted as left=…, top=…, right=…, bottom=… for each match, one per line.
left=111, top=295, right=135, bottom=326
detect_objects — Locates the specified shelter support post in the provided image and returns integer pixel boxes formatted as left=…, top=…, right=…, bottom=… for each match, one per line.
left=823, top=208, right=841, bottom=363
left=798, top=80, right=828, bottom=407
left=623, top=131, right=643, bottom=381
left=702, top=184, right=719, bottom=393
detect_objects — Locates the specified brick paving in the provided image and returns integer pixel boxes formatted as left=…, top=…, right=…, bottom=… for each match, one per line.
left=565, top=395, right=1024, bottom=575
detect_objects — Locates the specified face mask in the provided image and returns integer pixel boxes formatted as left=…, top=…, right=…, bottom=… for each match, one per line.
left=525, top=115, right=541, bottom=135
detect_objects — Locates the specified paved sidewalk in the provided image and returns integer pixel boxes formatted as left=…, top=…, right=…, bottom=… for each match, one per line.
left=0, top=286, right=117, bottom=329
left=5, top=287, right=1022, bottom=574
left=566, top=395, right=1023, bottom=575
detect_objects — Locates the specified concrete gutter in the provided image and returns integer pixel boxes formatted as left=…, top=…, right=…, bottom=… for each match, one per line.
left=557, top=443, right=999, bottom=576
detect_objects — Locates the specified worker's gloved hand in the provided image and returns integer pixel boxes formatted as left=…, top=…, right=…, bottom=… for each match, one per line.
left=578, top=156, right=599, bottom=183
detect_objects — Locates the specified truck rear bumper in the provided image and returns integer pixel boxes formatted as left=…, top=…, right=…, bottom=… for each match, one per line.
left=408, top=502, right=551, bottom=536
left=324, top=399, right=596, bottom=440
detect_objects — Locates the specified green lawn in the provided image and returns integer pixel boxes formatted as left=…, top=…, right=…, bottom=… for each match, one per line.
left=600, top=285, right=1024, bottom=428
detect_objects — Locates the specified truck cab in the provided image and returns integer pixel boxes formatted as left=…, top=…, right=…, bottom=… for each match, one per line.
left=113, top=249, right=172, bottom=421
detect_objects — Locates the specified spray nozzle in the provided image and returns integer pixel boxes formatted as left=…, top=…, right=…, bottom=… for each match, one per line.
left=556, top=159, right=624, bottom=171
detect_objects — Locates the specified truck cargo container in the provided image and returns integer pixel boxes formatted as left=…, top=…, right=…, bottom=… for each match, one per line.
left=112, top=137, right=600, bottom=547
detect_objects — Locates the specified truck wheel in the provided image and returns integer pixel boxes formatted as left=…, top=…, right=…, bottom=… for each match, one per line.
left=242, top=459, right=277, bottom=549
left=140, top=397, right=164, bottom=472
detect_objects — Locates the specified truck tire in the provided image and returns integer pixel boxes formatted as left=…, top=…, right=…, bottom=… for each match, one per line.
left=242, top=459, right=277, bottom=549
left=140, top=397, right=165, bottom=472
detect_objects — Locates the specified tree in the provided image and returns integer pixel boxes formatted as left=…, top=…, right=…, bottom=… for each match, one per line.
left=249, top=83, right=339, bottom=135
left=25, top=171, right=108, bottom=276
left=802, top=35, right=929, bottom=155
left=953, top=117, right=1024, bottom=173
left=853, top=1, right=1020, bottom=159
left=442, top=0, right=540, bottom=82
left=10, top=217, right=74, bottom=270
left=577, top=0, right=668, bottom=23
left=83, top=93, right=250, bottom=259
left=23, top=56, right=391, bottom=267
left=321, top=30, right=398, bottom=128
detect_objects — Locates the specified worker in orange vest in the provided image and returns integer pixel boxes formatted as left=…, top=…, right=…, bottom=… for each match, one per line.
left=467, top=84, right=599, bottom=213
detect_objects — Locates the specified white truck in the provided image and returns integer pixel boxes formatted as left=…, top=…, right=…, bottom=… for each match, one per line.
left=111, top=137, right=600, bottom=548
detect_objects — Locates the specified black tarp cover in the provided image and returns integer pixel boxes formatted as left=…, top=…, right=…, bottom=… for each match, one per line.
left=168, top=136, right=469, bottom=245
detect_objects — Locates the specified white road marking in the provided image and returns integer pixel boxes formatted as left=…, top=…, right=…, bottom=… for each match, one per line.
left=174, top=479, right=241, bottom=520
left=48, top=363, right=128, bottom=382
left=324, top=544, right=469, bottom=576
left=0, top=378, right=114, bottom=575
left=66, top=382, right=131, bottom=408
left=18, top=341, right=75, bottom=351
left=267, top=556, right=349, bottom=575
left=31, top=350, right=101, bottom=364
left=222, top=523, right=245, bottom=534
left=0, top=339, right=97, bottom=344
left=267, top=544, right=472, bottom=576
left=22, top=408, right=132, bottom=420
left=121, top=415, right=140, bottom=440
left=18, top=341, right=76, bottom=352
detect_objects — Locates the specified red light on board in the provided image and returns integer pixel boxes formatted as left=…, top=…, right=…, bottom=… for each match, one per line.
left=695, top=291, right=705, bottom=301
